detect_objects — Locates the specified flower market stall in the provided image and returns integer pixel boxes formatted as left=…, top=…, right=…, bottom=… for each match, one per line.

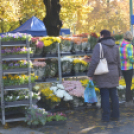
left=0, top=32, right=125, bottom=126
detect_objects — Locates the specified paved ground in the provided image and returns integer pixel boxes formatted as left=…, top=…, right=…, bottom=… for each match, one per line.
left=0, top=105, right=134, bottom=134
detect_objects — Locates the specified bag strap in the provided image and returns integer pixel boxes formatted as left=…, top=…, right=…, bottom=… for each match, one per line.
left=99, top=43, right=104, bottom=58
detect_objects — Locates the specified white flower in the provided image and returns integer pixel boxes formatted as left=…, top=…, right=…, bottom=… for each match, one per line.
left=16, top=96, right=20, bottom=100
left=64, top=95, right=73, bottom=101
left=50, top=86, right=58, bottom=92
left=57, top=84, right=64, bottom=90
left=31, top=92, right=34, bottom=96
left=117, top=85, right=126, bottom=90
left=55, top=89, right=65, bottom=98
left=34, top=85, right=40, bottom=90
left=61, top=57, right=73, bottom=62
left=9, top=96, right=13, bottom=100
left=38, top=96, right=41, bottom=100
left=25, top=96, right=28, bottom=99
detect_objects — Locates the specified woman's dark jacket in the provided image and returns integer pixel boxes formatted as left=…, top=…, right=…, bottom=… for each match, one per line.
left=87, top=37, right=121, bottom=88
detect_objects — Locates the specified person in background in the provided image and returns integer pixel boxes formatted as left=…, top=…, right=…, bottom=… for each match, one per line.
left=119, top=31, right=134, bottom=107
left=87, top=30, right=121, bottom=122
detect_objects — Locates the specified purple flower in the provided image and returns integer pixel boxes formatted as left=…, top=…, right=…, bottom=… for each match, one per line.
left=14, top=63, right=19, bottom=66
left=21, top=47, right=26, bottom=52
left=1, top=35, right=5, bottom=38
left=9, top=63, right=13, bottom=67
left=5, top=49, right=11, bottom=53
left=1, top=50, right=5, bottom=53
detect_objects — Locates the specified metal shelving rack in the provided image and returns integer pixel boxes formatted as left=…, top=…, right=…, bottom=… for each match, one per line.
left=0, top=38, right=32, bottom=125
left=0, top=39, right=92, bottom=125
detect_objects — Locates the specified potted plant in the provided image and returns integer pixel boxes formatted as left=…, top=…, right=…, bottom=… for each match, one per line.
left=88, top=33, right=99, bottom=50
left=60, top=37, right=73, bottom=52
left=61, top=57, right=73, bottom=76
left=32, top=60, right=46, bottom=80
left=31, top=37, right=44, bottom=57
left=40, top=36, right=61, bottom=56
left=46, top=112, right=67, bottom=126
left=44, top=59, right=58, bottom=78
left=25, top=105, right=48, bottom=127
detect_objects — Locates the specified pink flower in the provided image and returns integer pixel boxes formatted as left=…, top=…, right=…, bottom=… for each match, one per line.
left=37, top=41, right=44, bottom=49
left=63, top=81, right=85, bottom=97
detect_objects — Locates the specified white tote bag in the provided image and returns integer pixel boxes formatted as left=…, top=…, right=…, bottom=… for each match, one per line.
left=94, top=43, right=109, bottom=75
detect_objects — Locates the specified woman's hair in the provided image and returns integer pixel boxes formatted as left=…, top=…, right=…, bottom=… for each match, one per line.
left=123, top=31, right=133, bottom=41
left=100, top=30, right=111, bottom=38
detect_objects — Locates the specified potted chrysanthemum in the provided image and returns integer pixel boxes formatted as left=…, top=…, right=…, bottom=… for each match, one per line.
left=40, top=36, right=61, bottom=56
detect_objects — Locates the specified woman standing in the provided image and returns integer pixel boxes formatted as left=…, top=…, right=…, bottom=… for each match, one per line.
left=87, top=30, right=121, bottom=122
left=119, top=31, right=134, bottom=107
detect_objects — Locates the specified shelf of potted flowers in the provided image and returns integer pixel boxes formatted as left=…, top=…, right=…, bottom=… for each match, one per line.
left=1, top=46, right=33, bottom=59
left=3, top=73, right=38, bottom=89
left=2, top=60, right=32, bottom=74
left=60, top=36, right=92, bottom=56
left=3, top=92, right=40, bottom=107
left=0, top=33, right=31, bottom=46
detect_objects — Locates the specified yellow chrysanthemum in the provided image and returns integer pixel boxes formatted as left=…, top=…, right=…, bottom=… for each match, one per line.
left=35, top=76, right=39, bottom=79
left=2, top=76, right=7, bottom=79
left=95, top=87, right=100, bottom=92
left=40, top=36, right=61, bottom=47
left=73, top=59, right=88, bottom=66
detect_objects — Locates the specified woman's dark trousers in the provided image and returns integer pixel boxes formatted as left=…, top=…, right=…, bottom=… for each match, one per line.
left=122, top=69, right=133, bottom=102
left=100, top=88, right=120, bottom=121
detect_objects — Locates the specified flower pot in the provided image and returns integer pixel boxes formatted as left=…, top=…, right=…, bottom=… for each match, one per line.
left=31, top=45, right=43, bottom=57
left=73, top=63, right=81, bottom=73
left=62, top=61, right=73, bottom=75
left=45, top=120, right=66, bottom=126
left=74, top=43, right=82, bottom=52
left=44, top=59, right=58, bottom=78
left=43, top=43, right=58, bottom=55
left=61, top=40, right=73, bottom=52
left=82, top=42, right=90, bottom=51
left=1, top=40, right=26, bottom=46
left=81, top=64, right=88, bottom=72
left=38, top=66, right=46, bottom=79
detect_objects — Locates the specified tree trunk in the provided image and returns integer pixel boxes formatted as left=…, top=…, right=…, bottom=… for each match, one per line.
left=43, top=0, right=62, bottom=36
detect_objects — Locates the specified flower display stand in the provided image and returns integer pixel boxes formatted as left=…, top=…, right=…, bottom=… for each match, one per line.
left=0, top=36, right=94, bottom=125
left=0, top=38, right=32, bottom=125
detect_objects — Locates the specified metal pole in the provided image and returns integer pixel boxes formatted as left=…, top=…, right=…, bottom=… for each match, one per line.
left=130, top=0, right=133, bottom=34
left=27, top=39, right=32, bottom=108
left=0, top=38, right=5, bottom=125
left=57, top=43, right=62, bottom=83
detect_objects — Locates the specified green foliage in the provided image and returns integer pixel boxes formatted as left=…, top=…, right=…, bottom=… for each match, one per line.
left=25, top=106, right=48, bottom=126
left=88, top=36, right=98, bottom=50
left=46, top=113, right=67, bottom=122
left=113, top=34, right=123, bottom=41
